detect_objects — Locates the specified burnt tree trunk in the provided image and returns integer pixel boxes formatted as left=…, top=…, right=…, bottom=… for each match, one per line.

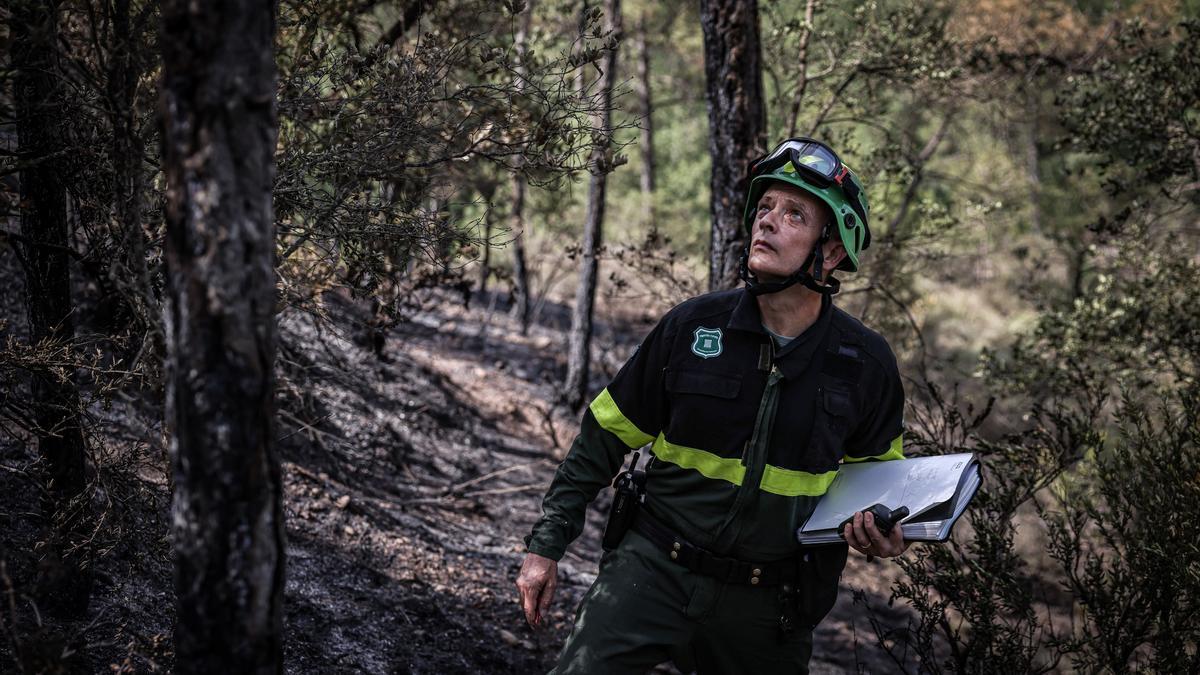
left=508, top=0, right=535, bottom=334
left=563, top=0, right=621, bottom=411
left=478, top=180, right=496, bottom=295
left=480, top=212, right=493, bottom=294
left=699, top=0, right=766, bottom=291
left=12, top=0, right=94, bottom=617
left=508, top=176, right=532, bottom=332
left=161, top=0, right=285, bottom=672
left=635, top=11, right=655, bottom=226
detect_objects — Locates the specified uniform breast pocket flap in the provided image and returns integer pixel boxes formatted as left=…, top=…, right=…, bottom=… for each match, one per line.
left=665, top=369, right=742, bottom=399
left=821, top=387, right=855, bottom=434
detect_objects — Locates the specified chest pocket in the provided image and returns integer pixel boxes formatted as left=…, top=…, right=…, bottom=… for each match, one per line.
left=808, top=384, right=858, bottom=464
left=664, top=369, right=746, bottom=454
left=665, top=368, right=742, bottom=399
left=805, top=336, right=866, bottom=464
left=821, top=387, right=854, bottom=435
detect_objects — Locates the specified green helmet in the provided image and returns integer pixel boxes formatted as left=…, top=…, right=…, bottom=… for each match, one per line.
left=741, top=140, right=872, bottom=273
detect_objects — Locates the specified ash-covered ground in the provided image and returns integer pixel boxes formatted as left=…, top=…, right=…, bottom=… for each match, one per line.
left=0, top=248, right=914, bottom=673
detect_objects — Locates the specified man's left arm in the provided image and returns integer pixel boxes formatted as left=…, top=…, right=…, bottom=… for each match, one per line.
left=841, top=344, right=909, bottom=557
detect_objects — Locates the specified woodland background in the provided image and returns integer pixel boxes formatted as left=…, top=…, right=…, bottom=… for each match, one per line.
left=1, top=0, right=1198, bottom=672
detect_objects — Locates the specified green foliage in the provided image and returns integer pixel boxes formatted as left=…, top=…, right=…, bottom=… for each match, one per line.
left=272, top=0, right=617, bottom=303
left=868, top=378, right=1098, bottom=674
left=1059, top=20, right=1200, bottom=197
left=865, top=9, right=1200, bottom=670
left=595, top=0, right=711, bottom=258
left=991, top=254, right=1199, bottom=403
left=1045, top=385, right=1200, bottom=672
left=880, top=375, right=1200, bottom=672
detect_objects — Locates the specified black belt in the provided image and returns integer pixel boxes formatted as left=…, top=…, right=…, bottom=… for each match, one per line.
left=631, top=512, right=802, bottom=587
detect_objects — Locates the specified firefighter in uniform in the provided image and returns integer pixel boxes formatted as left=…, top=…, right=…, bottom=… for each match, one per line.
left=516, top=138, right=910, bottom=674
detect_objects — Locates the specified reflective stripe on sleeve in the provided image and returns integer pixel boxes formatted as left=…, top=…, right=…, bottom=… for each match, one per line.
left=759, top=464, right=839, bottom=497
left=652, top=434, right=746, bottom=486
left=589, top=388, right=654, bottom=448
left=843, top=434, right=905, bottom=463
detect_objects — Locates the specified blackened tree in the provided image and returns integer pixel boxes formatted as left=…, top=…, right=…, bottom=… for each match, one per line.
left=699, top=0, right=766, bottom=291
left=11, top=0, right=94, bottom=618
left=564, top=0, right=622, bottom=411
left=508, top=0, right=536, bottom=333
left=160, top=0, right=285, bottom=671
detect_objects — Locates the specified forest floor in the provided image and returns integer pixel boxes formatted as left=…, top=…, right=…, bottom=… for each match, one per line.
left=0, top=250, right=917, bottom=673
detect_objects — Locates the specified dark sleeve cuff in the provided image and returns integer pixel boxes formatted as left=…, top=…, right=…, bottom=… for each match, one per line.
left=524, top=523, right=567, bottom=561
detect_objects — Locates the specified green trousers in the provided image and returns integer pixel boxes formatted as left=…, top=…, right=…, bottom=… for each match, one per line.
left=551, top=530, right=814, bottom=675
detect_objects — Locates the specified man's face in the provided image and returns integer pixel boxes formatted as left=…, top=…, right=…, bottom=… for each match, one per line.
left=747, top=183, right=845, bottom=282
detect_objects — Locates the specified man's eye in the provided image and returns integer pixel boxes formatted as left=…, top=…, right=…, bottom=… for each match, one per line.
left=789, top=210, right=805, bottom=220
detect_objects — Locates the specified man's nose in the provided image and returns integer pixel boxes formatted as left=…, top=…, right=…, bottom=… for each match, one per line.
left=757, top=207, right=779, bottom=232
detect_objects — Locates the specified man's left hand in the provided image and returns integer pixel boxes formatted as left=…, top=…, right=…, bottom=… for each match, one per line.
left=843, top=509, right=910, bottom=558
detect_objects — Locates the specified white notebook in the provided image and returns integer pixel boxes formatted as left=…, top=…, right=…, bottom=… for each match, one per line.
left=797, top=453, right=981, bottom=545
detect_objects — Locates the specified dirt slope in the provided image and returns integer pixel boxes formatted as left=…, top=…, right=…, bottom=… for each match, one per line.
left=271, top=288, right=915, bottom=673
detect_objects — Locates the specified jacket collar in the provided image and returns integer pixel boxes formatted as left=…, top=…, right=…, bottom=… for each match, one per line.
left=726, top=287, right=835, bottom=379
left=727, top=287, right=766, bottom=334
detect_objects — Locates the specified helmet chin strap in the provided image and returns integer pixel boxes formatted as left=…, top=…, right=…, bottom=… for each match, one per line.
left=738, top=229, right=841, bottom=297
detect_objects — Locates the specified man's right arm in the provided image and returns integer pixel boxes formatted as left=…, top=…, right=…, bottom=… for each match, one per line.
left=527, top=314, right=672, bottom=558
left=517, top=409, right=633, bottom=627
left=524, top=408, right=644, bottom=560
left=517, top=317, right=674, bottom=626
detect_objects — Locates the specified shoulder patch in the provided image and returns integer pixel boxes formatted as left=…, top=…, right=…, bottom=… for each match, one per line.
left=691, top=327, right=724, bottom=359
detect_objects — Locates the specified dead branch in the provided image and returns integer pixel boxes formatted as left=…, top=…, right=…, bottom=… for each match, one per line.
left=444, top=460, right=546, bottom=495
left=786, top=0, right=818, bottom=137
left=534, top=401, right=563, bottom=451
left=884, top=113, right=954, bottom=238
left=808, top=66, right=860, bottom=136
left=461, top=483, right=543, bottom=498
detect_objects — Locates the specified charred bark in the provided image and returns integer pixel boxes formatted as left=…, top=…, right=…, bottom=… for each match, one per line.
left=161, top=0, right=285, bottom=671
left=11, top=0, right=94, bottom=617
left=509, top=0, right=535, bottom=334
left=563, top=0, right=621, bottom=412
left=699, top=0, right=766, bottom=291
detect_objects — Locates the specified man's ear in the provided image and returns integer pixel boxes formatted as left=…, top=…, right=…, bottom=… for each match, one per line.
left=822, top=239, right=847, bottom=274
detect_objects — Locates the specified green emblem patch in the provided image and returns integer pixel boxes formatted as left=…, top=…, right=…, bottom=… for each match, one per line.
left=691, top=327, right=723, bottom=359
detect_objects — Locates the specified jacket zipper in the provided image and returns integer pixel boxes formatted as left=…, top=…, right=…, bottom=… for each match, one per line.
left=741, top=339, right=776, bottom=463
left=714, top=339, right=782, bottom=552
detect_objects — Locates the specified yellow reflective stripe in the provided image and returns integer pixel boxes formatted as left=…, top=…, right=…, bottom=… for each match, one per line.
left=589, top=388, right=654, bottom=448
left=843, top=434, right=905, bottom=463
left=759, top=465, right=838, bottom=497
left=652, top=435, right=746, bottom=486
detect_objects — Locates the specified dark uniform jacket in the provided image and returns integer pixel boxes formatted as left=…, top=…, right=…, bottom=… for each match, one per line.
left=527, top=287, right=905, bottom=626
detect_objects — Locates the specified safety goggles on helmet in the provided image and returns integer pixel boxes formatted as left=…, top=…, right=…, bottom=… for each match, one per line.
left=748, top=137, right=870, bottom=246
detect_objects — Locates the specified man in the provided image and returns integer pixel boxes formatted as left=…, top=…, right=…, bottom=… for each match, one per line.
left=516, top=138, right=908, bottom=674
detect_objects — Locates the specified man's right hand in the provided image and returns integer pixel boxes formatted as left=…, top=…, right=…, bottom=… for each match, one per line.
left=515, top=552, right=558, bottom=628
